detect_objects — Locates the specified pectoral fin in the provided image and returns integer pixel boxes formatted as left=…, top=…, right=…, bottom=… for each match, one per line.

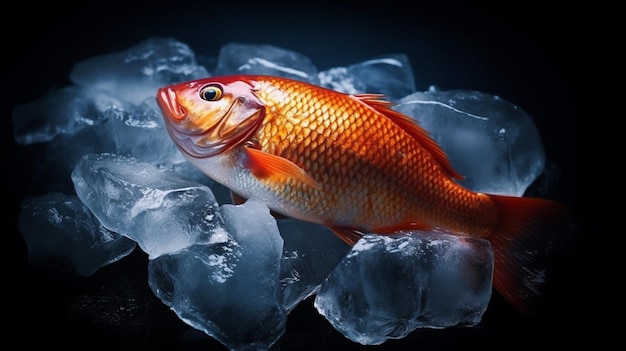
left=243, top=146, right=321, bottom=189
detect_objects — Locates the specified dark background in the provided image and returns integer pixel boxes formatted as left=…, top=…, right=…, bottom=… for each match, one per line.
left=6, top=2, right=595, bottom=350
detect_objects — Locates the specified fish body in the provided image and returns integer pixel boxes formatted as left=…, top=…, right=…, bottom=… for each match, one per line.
left=156, top=75, right=568, bottom=316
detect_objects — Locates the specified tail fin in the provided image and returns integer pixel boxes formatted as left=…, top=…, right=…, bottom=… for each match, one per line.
left=488, top=194, right=572, bottom=316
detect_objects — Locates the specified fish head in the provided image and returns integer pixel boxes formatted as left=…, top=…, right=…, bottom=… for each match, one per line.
left=156, top=76, right=265, bottom=158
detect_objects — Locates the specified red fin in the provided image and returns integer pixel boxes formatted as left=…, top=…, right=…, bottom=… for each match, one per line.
left=243, top=146, right=321, bottom=189
left=354, top=94, right=464, bottom=180
left=487, top=194, right=572, bottom=316
left=328, top=226, right=365, bottom=246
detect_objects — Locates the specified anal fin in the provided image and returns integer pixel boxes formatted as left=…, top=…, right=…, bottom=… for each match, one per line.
left=328, top=226, right=365, bottom=246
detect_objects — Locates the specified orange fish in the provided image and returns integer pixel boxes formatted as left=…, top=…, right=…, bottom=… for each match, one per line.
left=156, top=75, right=569, bottom=316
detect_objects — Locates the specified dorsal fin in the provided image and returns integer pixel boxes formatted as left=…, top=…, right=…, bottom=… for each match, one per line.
left=353, top=94, right=464, bottom=180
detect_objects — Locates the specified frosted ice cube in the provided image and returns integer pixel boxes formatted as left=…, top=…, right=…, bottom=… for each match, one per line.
left=72, top=153, right=225, bottom=258
left=394, top=89, right=545, bottom=196
left=148, top=199, right=286, bottom=351
left=315, top=231, right=493, bottom=345
left=214, top=43, right=320, bottom=84
left=70, top=37, right=209, bottom=104
left=19, top=192, right=136, bottom=276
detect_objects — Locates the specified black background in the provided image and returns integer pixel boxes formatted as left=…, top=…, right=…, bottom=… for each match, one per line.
left=6, top=2, right=596, bottom=350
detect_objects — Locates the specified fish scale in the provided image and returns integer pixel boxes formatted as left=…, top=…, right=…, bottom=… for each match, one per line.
left=251, top=77, right=486, bottom=232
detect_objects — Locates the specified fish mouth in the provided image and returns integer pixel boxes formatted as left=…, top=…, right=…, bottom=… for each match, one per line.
left=157, top=87, right=187, bottom=121
left=157, top=87, right=264, bottom=158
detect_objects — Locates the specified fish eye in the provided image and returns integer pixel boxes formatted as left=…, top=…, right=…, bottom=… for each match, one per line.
left=199, top=84, right=223, bottom=101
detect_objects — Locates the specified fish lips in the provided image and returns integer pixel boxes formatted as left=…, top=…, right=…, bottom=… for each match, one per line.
left=157, top=87, right=187, bottom=121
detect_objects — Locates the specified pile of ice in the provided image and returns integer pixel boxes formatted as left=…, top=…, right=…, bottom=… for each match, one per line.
left=14, top=38, right=550, bottom=350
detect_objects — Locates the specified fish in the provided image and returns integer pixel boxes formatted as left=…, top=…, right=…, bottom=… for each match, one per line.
left=156, top=74, right=570, bottom=317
